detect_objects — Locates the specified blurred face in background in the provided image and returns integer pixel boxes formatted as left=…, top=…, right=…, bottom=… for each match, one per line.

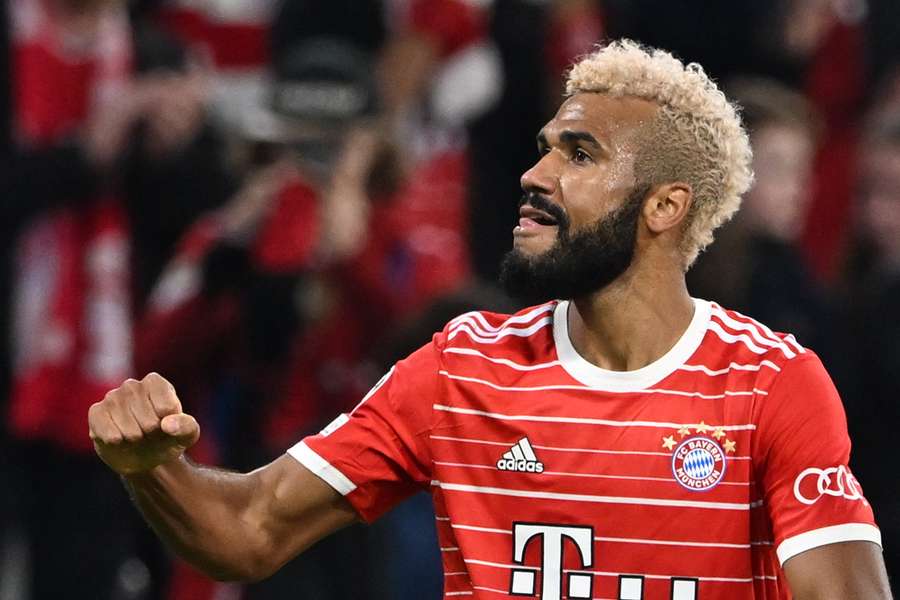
left=47, top=0, right=124, bottom=52
left=139, top=68, right=208, bottom=157
left=859, top=142, right=900, bottom=266
left=743, top=123, right=814, bottom=243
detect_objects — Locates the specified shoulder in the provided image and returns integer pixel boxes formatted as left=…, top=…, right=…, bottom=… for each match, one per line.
left=699, top=300, right=809, bottom=373
left=433, top=302, right=558, bottom=350
left=700, top=304, right=843, bottom=442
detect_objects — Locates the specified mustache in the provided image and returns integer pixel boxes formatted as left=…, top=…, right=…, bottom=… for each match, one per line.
left=519, top=193, right=570, bottom=231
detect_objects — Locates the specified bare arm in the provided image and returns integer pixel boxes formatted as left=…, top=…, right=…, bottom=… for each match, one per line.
left=89, top=373, right=358, bottom=582
left=784, top=541, right=893, bottom=600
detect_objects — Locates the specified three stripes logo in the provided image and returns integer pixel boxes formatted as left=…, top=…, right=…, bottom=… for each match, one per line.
left=497, top=437, right=544, bottom=473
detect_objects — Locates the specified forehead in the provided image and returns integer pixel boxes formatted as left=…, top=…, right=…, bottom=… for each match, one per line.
left=544, top=93, right=659, bottom=145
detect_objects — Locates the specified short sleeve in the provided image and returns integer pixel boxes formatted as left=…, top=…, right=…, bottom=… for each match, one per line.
left=287, top=339, right=441, bottom=523
left=754, top=352, right=881, bottom=565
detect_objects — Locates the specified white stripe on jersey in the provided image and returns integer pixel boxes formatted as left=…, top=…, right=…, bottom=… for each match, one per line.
left=430, top=408, right=757, bottom=431
left=449, top=304, right=554, bottom=332
left=442, top=347, right=561, bottom=371
left=464, top=558, right=757, bottom=583
left=438, top=370, right=767, bottom=399
left=429, top=434, right=754, bottom=461
left=471, top=586, right=514, bottom=596
left=448, top=311, right=551, bottom=339
left=711, top=307, right=796, bottom=358
left=434, top=460, right=749, bottom=486
left=433, top=480, right=751, bottom=510
left=449, top=522, right=768, bottom=549
left=707, top=320, right=773, bottom=355
left=678, top=360, right=781, bottom=376
left=714, top=303, right=806, bottom=355
left=448, top=317, right=552, bottom=344
left=783, top=333, right=805, bottom=354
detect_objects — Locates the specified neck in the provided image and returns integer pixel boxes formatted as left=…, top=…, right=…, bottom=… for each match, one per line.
left=568, top=261, right=694, bottom=372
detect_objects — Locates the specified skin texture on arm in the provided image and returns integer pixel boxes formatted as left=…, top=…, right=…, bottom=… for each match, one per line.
left=783, top=540, right=893, bottom=599
left=124, top=455, right=358, bottom=582
left=89, top=373, right=359, bottom=582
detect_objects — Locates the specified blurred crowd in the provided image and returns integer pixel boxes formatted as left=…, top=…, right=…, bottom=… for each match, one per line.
left=0, top=0, right=898, bottom=598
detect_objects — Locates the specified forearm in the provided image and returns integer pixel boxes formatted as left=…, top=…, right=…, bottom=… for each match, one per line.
left=90, top=374, right=358, bottom=581
left=123, top=456, right=269, bottom=581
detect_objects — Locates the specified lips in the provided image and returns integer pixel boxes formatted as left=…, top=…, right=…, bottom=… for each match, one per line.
left=519, top=205, right=558, bottom=227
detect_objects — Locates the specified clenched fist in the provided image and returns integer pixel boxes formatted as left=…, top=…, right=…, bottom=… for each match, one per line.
left=88, top=373, right=200, bottom=476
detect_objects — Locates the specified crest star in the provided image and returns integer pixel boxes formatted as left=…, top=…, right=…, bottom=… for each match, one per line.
left=677, top=425, right=692, bottom=438
left=712, top=427, right=726, bottom=440
left=662, top=435, right=677, bottom=451
left=695, top=421, right=712, bottom=434
left=723, top=439, right=737, bottom=453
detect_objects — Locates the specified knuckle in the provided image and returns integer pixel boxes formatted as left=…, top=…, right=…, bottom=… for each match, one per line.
left=122, top=430, right=143, bottom=443
left=143, top=372, right=167, bottom=388
left=143, top=371, right=161, bottom=383
left=155, top=393, right=180, bottom=414
left=139, top=417, right=160, bottom=433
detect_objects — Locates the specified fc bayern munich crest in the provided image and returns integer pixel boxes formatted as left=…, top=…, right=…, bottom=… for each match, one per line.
left=662, top=422, right=735, bottom=492
left=671, top=436, right=726, bottom=491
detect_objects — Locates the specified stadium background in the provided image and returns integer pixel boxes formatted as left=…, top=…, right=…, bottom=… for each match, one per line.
left=0, top=0, right=898, bottom=598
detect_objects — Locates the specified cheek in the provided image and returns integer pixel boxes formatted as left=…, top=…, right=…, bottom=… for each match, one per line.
left=558, top=167, right=632, bottom=226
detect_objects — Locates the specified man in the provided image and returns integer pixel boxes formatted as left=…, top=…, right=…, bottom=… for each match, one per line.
left=88, top=40, right=891, bottom=599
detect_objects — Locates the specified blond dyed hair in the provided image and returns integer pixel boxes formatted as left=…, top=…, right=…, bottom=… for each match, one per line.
left=566, top=40, right=753, bottom=268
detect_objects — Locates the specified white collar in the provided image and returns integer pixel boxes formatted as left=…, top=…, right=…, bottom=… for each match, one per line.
left=553, top=298, right=711, bottom=392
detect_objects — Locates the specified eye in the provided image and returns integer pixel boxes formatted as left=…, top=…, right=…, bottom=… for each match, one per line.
left=573, top=148, right=593, bottom=163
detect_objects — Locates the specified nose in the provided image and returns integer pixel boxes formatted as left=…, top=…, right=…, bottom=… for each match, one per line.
left=520, top=153, right=558, bottom=197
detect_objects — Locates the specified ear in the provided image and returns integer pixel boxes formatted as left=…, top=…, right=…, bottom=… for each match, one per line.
left=642, top=182, right=692, bottom=234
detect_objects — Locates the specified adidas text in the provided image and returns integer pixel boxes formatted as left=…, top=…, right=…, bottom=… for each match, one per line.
left=497, top=458, right=544, bottom=473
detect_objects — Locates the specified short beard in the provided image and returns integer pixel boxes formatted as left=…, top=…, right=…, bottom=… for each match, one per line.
left=499, top=186, right=647, bottom=304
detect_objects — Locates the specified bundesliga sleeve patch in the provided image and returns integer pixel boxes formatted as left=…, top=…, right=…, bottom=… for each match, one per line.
left=662, top=422, right=736, bottom=492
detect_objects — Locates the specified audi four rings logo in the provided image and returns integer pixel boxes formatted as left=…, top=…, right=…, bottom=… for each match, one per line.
left=793, top=465, right=866, bottom=505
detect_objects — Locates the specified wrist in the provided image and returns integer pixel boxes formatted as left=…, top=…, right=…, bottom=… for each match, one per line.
left=122, top=454, right=188, bottom=484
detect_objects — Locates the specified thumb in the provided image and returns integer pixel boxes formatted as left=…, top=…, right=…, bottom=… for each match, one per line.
left=160, top=413, right=200, bottom=447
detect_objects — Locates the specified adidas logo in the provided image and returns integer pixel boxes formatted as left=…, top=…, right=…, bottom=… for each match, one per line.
left=496, top=437, right=544, bottom=473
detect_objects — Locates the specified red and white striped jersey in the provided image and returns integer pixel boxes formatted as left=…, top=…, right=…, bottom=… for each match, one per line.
left=290, top=299, right=880, bottom=599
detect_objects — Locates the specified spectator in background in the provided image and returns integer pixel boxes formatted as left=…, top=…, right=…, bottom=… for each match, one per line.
left=606, top=0, right=868, bottom=282
left=135, top=38, right=395, bottom=600
left=3, top=1, right=234, bottom=595
left=688, top=78, right=832, bottom=358
left=4, top=2, right=136, bottom=598
left=124, top=22, right=237, bottom=313
left=124, top=23, right=238, bottom=599
left=841, top=113, right=900, bottom=580
left=140, top=0, right=279, bottom=135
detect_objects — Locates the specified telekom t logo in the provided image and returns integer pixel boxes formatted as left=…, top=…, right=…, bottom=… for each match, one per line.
left=510, top=523, right=594, bottom=598
left=509, top=522, right=699, bottom=599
